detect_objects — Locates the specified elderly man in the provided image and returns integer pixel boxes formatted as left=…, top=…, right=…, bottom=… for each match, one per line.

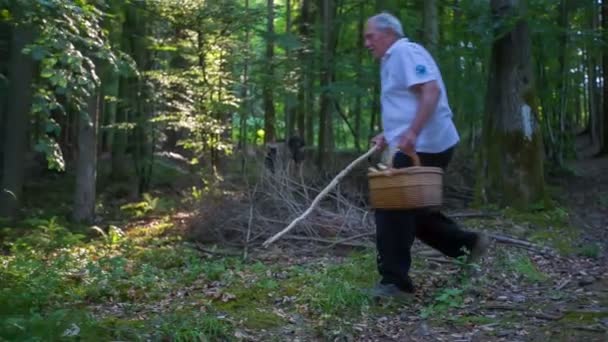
left=365, top=12, right=489, bottom=297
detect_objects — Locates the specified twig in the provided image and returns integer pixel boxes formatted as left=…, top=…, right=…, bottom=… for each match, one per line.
left=572, top=326, right=606, bottom=333
left=425, top=257, right=461, bottom=265
left=243, top=198, right=255, bottom=260
left=262, top=146, right=379, bottom=247
left=323, top=232, right=375, bottom=249
left=489, top=232, right=555, bottom=255
left=282, top=234, right=374, bottom=248
left=447, top=211, right=500, bottom=219
left=556, top=278, right=572, bottom=291
left=530, top=312, right=564, bottom=321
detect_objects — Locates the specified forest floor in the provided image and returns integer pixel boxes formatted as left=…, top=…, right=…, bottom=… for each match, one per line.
left=1, top=152, right=607, bottom=341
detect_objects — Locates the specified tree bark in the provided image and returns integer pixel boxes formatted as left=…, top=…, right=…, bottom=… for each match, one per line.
left=423, top=0, right=439, bottom=55
left=263, top=0, right=276, bottom=143
left=285, top=0, right=296, bottom=139
left=588, top=0, right=600, bottom=153
left=0, top=25, right=35, bottom=218
left=101, top=2, right=124, bottom=153
left=478, top=0, right=547, bottom=209
left=111, top=5, right=134, bottom=180
left=601, top=0, right=608, bottom=154
left=0, top=22, right=10, bottom=188
left=317, top=0, right=334, bottom=169
left=354, top=2, right=364, bottom=152
left=72, top=75, right=100, bottom=223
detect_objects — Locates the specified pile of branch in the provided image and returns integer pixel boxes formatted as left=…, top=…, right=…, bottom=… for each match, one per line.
left=188, top=157, right=376, bottom=253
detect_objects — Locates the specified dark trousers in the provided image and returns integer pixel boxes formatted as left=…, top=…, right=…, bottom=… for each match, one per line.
left=375, top=146, right=478, bottom=291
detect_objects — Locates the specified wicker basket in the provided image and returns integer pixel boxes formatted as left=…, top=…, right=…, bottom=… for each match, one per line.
left=368, top=153, right=443, bottom=209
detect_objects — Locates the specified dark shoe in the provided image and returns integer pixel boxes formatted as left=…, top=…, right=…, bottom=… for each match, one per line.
left=368, top=283, right=414, bottom=300
left=467, top=232, right=490, bottom=264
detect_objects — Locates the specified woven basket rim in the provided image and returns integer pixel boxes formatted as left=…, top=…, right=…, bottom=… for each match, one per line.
left=367, top=166, right=443, bottom=178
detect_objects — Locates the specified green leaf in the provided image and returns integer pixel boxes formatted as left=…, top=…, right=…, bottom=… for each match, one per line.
left=40, top=69, right=54, bottom=78
left=30, top=46, right=47, bottom=61
left=0, top=9, right=11, bottom=20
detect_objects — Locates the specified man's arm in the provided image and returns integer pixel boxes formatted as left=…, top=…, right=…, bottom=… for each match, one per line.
left=397, top=80, right=440, bottom=154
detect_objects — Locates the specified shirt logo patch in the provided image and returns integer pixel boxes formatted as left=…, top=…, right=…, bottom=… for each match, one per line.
left=415, top=64, right=427, bottom=76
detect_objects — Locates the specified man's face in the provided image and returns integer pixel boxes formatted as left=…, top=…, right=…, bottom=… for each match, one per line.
left=364, top=21, right=395, bottom=59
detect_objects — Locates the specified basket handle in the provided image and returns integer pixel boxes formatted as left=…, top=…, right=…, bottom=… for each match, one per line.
left=390, top=150, right=421, bottom=167
left=408, top=152, right=421, bottom=167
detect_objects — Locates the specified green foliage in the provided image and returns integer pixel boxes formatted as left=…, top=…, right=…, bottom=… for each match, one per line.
left=577, top=243, right=601, bottom=259
left=298, top=252, right=376, bottom=316
left=496, top=251, right=548, bottom=283
left=119, top=193, right=176, bottom=218
left=420, top=287, right=465, bottom=319
left=5, top=216, right=84, bottom=253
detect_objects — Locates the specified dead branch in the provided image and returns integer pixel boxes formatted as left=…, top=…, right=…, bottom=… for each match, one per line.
left=424, top=257, right=461, bottom=265
left=282, top=234, right=374, bottom=248
left=262, top=146, right=379, bottom=247
left=323, top=232, right=375, bottom=249
left=488, top=232, right=556, bottom=255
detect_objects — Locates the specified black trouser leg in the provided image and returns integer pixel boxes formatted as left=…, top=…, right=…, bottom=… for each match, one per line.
left=375, top=209, right=415, bottom=292
left=374, top=146, right=478, bottom=289
left=415, top=210, right=477, bottom=258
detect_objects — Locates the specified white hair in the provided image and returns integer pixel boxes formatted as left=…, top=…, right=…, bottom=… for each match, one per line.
left=368, top=12, right=404, bottom=37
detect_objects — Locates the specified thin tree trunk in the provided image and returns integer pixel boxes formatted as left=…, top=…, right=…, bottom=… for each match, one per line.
left=0, top=26, right=35, bottom=218
left=72, top=73, right=100, bottom=223
left=0, top=22, right=10, bottom=188
left=423, top=0, right=439, bottom=55
left=354, top=2, right=364, bottom=152
left=285, top=0, right=296, bottom=139
left=263, top=0, right=276, bottom=143
left=589, top=1, right=601, bottom=153
left=111, top=5, right=134, bottom=180
left=240, top=0, right=251, bottom=172
left=478, top=0, right=546, bottom=208
left=601, top=0, right=608, bottom=154
left=317, top=0, right=334, bottom=169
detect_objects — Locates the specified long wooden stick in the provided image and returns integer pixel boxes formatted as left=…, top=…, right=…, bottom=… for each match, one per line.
left=262, top=146, right=379, bottom=247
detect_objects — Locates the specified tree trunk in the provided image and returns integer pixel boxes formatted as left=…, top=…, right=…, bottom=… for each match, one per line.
left=0, top=22, right=10, bottom=188
left=263, top=0, right=276, bottom=143
left=601, top=0, right=608, bottom=154
left=297, top=0, right=314, bottom=146
left=111, top=5, right=134, bottom=180
left=285, top=0, right=296, bottom=139
left=0, top=26, right=35, bottom=218
left=72, top=77, right=100, bottom=223
left=353, top=2, right=365, bottom=152
left=317, top=0, right=334, bottom=169
left=240, top=0, right=251, bottom=172
left=101, top=0, right=124, bottom=154
left=477, top=0, right=546, bottom=209
left=588, top=1, right=601, bottom=154
left=423, top=0, right=439, bottom=55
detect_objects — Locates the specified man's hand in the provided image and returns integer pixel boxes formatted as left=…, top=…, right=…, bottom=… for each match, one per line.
left=397, top=129, right=417, bottom=156
left=371, top=133, right=387, bottom=150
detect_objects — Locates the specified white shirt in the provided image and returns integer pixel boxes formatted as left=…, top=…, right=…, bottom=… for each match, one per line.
left=380, top=38, right=459, bottom=153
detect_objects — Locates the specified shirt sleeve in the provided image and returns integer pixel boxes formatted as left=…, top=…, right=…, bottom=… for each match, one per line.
left=395, top=44, right=438, bottom=88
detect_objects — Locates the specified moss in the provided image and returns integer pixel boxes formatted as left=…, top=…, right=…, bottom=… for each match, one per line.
left=478, top=127, right=548, bottom=210
left=560, top=310, right=608, bottom=324
left=214, top=283, right=285, bottom=329
left=504, top=207, right=579, bottom=255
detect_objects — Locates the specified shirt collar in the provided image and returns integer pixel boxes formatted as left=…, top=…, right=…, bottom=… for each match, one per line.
left=383, top=37, right=409, bottom=60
